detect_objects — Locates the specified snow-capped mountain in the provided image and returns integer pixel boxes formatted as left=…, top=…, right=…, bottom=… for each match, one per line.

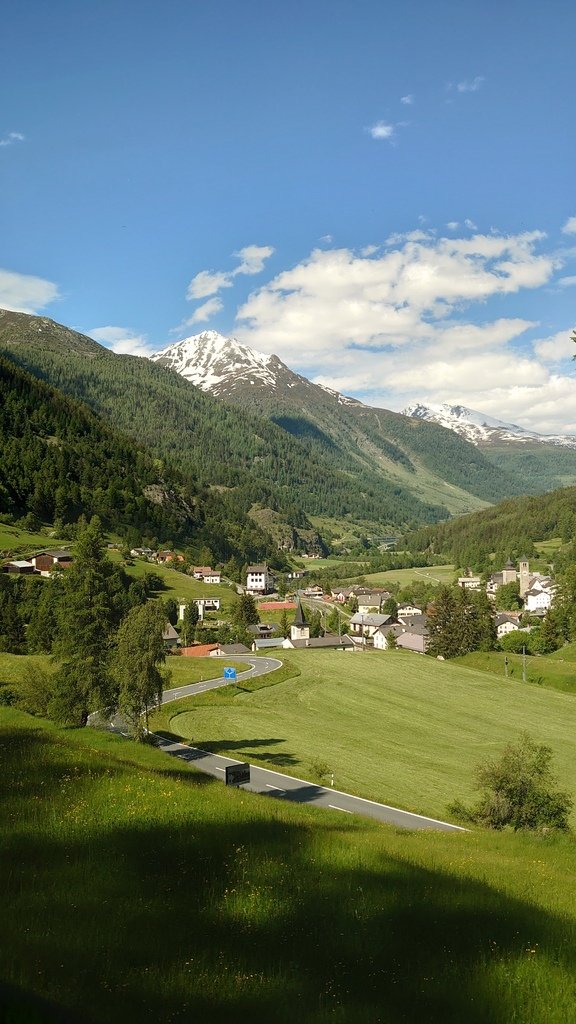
left=152, top=329, right=365, bottom=406
left=403, top=403, right=576, bottom=449
left=151, top=330, right=297, bottom=396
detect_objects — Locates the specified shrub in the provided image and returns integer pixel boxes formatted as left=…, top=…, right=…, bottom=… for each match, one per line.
left=450, top=732, right=572, bottom=832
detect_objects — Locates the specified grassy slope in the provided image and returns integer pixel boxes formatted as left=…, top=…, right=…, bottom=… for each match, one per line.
left=154, top=650, right=576, bottom=823
left=352, top=564, right=456, bottom=588
left=456, top=644, right=576, bottom=695
left=1, top=707, right=575, bottom=1024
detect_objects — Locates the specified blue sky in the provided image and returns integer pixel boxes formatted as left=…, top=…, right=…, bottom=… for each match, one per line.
left=2, top=0, right=576, bottom=431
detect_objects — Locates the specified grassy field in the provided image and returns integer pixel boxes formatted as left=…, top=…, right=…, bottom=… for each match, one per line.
left=153, top=649, right=576, bottom=824
left=0, top=523, right=68, bottom=557
left=2, top=706, right=576, bottom=1024
left=456, top=645, right=576, bottom=695
left=344, top=564, right=456, bottom=588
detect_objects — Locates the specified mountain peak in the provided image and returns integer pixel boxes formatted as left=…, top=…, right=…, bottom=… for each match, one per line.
left=151, top=330, right=278, bottom=394
left=403, top=401, right=576, bottom=449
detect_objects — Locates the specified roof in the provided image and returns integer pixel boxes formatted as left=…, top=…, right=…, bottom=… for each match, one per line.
left=349, top=613, right=391, bottom=627
left=292, top=599, right=308, bottom=627
left=396, top=633, right=428, bottom=653
left=288, top=634, right=355, bottom=649
left=162, top=623, right=179, bottom=641
left=253, top=637, right=285, bottom=649
left=374, top=623, right=404, bottom=638
left=215, top=643, right=251, bottom=655
left=181, top=643, right=219, bottom=657
left=247, top=564, right=268, bottom=573
left=5, top=560, right=35, bottom=569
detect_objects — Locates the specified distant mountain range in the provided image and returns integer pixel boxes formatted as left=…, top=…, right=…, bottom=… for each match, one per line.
left=4, top=313, right=576, bottom=552
left=402, top=402, right=576, bottom=450
left=151, top=330, right=576, bottom=504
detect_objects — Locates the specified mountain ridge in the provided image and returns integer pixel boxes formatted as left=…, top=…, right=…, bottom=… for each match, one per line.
left=402, top=401, right=576, bottom=450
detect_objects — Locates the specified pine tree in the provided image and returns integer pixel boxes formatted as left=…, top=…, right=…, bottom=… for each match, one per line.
left=111, top=602, right=169, bottom=739
left=49, top=517, right=120, bottom=725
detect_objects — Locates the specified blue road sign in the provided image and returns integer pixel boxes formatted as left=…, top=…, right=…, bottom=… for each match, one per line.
left=223, top=667, right=237, bottom=680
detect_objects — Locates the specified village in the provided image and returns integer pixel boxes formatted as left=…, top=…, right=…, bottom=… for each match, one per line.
left=3, top=547, right=556, bottom=660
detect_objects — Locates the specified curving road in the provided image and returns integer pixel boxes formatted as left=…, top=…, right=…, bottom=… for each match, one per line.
left=156, top=656, right=466, bottom=833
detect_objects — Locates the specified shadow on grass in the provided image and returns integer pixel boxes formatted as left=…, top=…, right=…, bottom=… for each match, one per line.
left=2, top=719, right=576, bottom=1024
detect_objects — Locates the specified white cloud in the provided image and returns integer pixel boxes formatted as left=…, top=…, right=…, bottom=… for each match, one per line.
left=232, top=244, right=275, bottom=276
left=558, top=275, right=576, bottom=288
left=464, top=218, right=477, bottom=230
left=186, top=270, right=232, bottom=300
left=186, top=297, right=223, bottom=325
left=0, top=268, right=59, bottom=313
left=0, top=131, right=24, bottom=148
left=234, top=227, right=576, bottom=431
left=446, top=221, right=459, bottom=231
left=368, top=121, right=395, bottom=141
left=186, top=244, right=274, bottom=303
left=533, top=330, right=575, bottom=362
left=400, top=94, right=414, bottom=105
left=561, top=216, right=576, bottom=235
left=88, top=326, right=153, bottom=358
left=457, top=76, right=484, bottom=93
left=319, top=234, right=333, bottom=245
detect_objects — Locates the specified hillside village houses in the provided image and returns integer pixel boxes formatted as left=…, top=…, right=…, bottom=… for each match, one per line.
left=459, top=558, right=556, bottom=616
left=246, top=564, right=275, bottom=595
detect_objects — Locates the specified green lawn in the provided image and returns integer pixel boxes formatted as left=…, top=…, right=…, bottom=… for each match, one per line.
left=1, top=706, right=576, bottom=1023
left=159, top=649, right=576, bottom=823
left=456, top=645, right=576, bottom=695
left=0, top=522, right=69, bottom=557
left=107, top=551, right=235, bottom=612
left=352, top=564, right=456, bottom=588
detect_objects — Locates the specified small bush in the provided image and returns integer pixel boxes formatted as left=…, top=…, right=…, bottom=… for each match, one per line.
left=451, top=732, right=572, bottom=832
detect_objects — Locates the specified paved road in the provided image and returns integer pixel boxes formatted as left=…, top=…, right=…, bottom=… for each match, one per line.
left=160, top=656, right=283, bottom=705
left=155, top=657, right=466, bottom=832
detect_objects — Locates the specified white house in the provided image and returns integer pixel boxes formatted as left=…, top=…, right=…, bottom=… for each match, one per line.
left=349, top=613, right=391, bottom=638
left=373, top=624, right=404, bottom=650
left=525, top=587, right=554, bottom=613
left=397, top=604, right=422, bottom=617
left=246, top=564, right=274, bottom=595
left=494, top=613, right=520, bottom=639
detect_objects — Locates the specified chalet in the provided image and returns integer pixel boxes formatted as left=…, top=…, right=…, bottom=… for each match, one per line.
left=302, top=585, right=324, bottom=599
left=246, top=564, right=274, bottom=595
left=2, top=559, right=35, bottom=574
left=349, top=612, right=391, bottom=638
left=357, top=592, right=386, bottom=613
left=130, top=547, right=153, bottom=558
left=162, top=623, right=180, bottom=649
left=397, top=604, right=422, bottom=617
left=373, top=623, right=404, bottom=650
left=192, top=566, right=221, bottom=583
left=494, top=613, right=521, bottom=638
left=156, top=550, right=185, bottom=564
left=30, top=550, right=73, bottom=576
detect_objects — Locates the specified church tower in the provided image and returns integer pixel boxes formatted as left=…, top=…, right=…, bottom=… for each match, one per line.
left=518, top=557, right=531, bottom=599
left=291, top=599, right=310, bottom=642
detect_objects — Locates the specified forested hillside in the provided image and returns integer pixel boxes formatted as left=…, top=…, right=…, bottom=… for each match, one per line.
left=0, top=310, right=449, bottom=532
left=407, top=486, right=576, bottom=568
left=0, top=353, right=285, bottom=563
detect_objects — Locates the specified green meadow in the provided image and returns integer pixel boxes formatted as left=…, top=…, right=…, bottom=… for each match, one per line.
left=1, top=706, right=575, bottom=1024
left=456, top=644, right=576, bottom=695
left=351, top=564, right=456, bottom=588
left=153, top=649, right=576, bottom=824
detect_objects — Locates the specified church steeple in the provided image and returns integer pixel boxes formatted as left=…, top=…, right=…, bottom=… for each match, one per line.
left=291, top=599, right=310, bottom=641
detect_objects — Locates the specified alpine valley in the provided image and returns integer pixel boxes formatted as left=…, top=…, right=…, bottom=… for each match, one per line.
left=3, top=311, right=576, bottom=555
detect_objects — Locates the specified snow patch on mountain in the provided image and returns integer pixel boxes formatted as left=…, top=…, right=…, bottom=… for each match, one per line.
left=403, top=402, right=576, bottom=449
left=151, top=330, right=278, bottom=393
